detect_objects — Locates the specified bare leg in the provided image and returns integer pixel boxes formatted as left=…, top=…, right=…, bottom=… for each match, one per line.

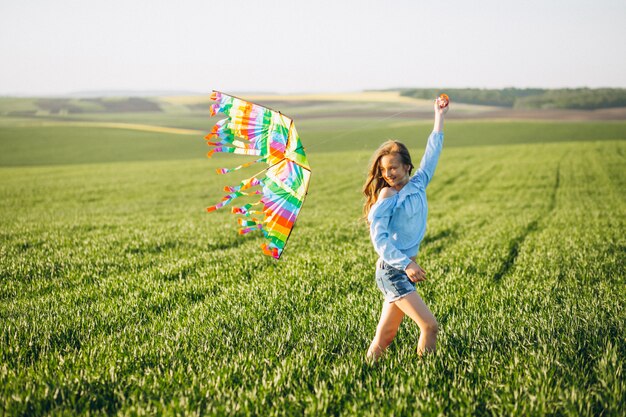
left=394, top=291, right=438, bottom=355
left=367, top=301, right=405, bottom=361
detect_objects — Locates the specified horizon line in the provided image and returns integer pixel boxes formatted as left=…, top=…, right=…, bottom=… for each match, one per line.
left=2, top=85, right=626, bottom=98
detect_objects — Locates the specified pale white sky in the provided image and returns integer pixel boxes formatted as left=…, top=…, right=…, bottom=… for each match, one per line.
left=1, top=0, right=625, bottom=95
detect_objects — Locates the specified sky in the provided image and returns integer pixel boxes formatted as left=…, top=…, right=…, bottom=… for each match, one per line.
left=1, top=0, right=625, bottom=95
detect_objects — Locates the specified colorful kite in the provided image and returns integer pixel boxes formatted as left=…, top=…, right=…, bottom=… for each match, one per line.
left=205, top=91, right=311, bottom=259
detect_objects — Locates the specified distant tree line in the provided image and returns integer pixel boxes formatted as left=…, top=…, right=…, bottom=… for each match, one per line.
left=399, top=88, right=626, bottom=110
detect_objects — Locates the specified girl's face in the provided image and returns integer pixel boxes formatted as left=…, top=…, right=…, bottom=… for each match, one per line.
left=379, top=154, right=410, bottom=189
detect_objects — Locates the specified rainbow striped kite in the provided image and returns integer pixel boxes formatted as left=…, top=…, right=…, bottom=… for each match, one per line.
left=205, top=91, right=311, bottom=259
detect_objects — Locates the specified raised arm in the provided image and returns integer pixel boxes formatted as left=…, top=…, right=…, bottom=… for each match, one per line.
left=413, top=98, right=449, bottom=187
left=433, top=97, right=447, bottom=132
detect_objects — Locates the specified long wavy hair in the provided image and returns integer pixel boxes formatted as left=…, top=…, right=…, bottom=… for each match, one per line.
left=362, top=140, right=414, bottom=221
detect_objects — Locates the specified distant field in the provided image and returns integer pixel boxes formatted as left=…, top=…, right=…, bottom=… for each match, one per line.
left=5, top=91, right=625, bottom=123
left=2, top=119, right=626, bottom=167
left=0, top=96, right=625, bottom=415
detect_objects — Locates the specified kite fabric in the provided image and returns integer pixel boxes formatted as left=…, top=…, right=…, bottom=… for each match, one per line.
left=205, top=91, right=311, bottom=259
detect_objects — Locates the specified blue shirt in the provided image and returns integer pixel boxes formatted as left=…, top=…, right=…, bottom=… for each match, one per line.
left=368, top=131, right=444, bottom=270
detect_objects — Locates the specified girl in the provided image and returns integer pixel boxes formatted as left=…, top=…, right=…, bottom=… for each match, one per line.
left=363, top=96, right=449, bottom=360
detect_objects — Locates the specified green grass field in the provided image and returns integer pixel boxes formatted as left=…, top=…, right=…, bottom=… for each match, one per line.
left=1, top=98, right=625, bottom=416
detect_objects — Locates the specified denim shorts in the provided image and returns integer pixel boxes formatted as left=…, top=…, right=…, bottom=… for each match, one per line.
left=375, top=260, right=416, bottom=303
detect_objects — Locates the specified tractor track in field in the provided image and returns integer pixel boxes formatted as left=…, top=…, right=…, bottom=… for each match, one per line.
left=492, top=159, right=562, bottom=282
left=438, top=162, right=503, bottom=204
left=422, top=163, right=502, bottom=254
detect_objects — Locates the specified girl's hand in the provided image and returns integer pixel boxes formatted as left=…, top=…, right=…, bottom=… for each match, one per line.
left=434, top=97, right=449, bottom=116
left=405, top=261, right=426, bottom=283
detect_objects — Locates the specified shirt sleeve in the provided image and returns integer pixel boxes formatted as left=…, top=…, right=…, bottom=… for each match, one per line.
left=413, top=131, right=444, bottom=187
left=368, top=196, right=412, bottom=270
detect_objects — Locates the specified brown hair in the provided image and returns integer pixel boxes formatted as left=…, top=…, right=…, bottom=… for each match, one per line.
left=362, top=140, right=414, bottom=220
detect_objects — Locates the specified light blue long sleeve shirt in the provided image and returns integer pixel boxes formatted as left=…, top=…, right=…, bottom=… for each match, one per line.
left=368, top=131, right=444, bottom=270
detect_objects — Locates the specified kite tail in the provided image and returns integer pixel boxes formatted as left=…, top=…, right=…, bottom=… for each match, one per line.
left=209, top=91, right=225, bottom=116
left=215, top=157, right=267, bottom=175
left=207, top=147, right=261, bottom=158
left=232, top=202, right=264, bottom=216
left=261, top=243, right=280, bottom=259
left=205, top=129, right=263, bottom=159
left=206, top=176, right=262, bottom=212
left=237, top=218, right=264, bottom=235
